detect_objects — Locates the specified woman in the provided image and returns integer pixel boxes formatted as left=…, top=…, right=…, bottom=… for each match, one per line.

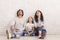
left=34, top=10, right=46, bottom=39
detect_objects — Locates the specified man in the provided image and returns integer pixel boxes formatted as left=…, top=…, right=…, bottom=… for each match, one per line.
left=6, top=9, right=25, bottom=39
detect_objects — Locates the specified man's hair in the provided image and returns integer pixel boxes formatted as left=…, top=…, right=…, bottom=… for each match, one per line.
left=17, top=9, right=24, bottom=16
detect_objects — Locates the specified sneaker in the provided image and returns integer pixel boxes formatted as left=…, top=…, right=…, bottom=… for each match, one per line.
left=6, top=30, right=11, bottom=39
left=39, top=37, right=44, bottom=39
left=24, top=34, right=28, bottom=36
left=16, top=34, right=20, bottom=39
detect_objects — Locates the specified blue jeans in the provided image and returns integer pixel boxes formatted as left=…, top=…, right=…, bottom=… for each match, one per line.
left=23, top=30, right=36, bottom=36
left=11, top=29, right=23, bottom=37
left=35, top=26, right=46, bottom=36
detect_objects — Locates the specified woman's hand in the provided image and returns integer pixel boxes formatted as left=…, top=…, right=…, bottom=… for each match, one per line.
left=37, top=23, right=43, bottom=27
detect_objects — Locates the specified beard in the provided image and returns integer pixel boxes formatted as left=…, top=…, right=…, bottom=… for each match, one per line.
left=18, top=14, right=22, bottom=16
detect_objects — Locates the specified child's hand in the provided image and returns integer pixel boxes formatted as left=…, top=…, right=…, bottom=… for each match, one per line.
left=32, top=27, right=35, bottom=31
left=28, top=32, right=31, bottom=36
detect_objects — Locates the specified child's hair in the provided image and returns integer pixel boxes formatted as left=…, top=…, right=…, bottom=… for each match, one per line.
left=34, top=10, right=44, bottom=22
left=27, top=16, right=34, bottom=23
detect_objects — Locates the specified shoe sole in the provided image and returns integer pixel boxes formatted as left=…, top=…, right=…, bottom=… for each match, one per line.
left=6, top=30, right=9, bottom=39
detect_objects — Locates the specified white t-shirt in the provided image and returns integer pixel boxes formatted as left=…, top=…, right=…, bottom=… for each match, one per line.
left=25, top=23, right=34, bottom=31
left=34, top=19, right=44, bottom=28
left=10, top=17, right=25, bottom=31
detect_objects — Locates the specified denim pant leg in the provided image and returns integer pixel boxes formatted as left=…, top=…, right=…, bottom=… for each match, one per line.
left=10, top=30, right=16, bottom=37
left=37, top=27, right=43, bottom=31
left=35, top=28, right=38, bottom=36
left=31, top=31, right=36, bottom=36
left=35, top=27, right=43, bottom=36
left=42, top=29, right=47, bottom=36
left=13, top=30, right=23, bottom=36
left=23, top=31, right=28, bottom=36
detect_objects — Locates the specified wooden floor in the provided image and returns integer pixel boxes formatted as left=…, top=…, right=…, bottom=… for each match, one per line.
left=0, top=35, right=60, bottom=40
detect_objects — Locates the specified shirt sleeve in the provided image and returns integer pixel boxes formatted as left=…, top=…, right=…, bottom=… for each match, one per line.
left=10, top=19, right=15, bottom=26
left=34, top=21, right=37, bottom=28
left=23, top=18, right=27, bottom=27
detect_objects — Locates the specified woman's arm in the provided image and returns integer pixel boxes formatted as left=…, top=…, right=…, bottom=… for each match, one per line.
left=34, top=21, right=38, bottom=28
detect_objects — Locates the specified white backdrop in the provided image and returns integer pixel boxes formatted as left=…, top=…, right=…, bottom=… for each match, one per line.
left=0, top=0, right=60, bottom=35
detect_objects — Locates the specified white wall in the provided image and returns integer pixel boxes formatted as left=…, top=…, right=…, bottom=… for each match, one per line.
left=0, top=0, right=60, bottom=35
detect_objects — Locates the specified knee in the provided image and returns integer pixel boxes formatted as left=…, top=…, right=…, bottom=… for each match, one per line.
left=11, top=26, right=15, bottom=31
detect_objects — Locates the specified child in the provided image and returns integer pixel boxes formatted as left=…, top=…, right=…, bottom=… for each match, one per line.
left=23, top=16, right=36, bottom=36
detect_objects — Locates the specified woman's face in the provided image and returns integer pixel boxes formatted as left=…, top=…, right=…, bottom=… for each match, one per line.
left=36, top=11, right=41, bottom=17
left=28, top=17, right=33, bottom=22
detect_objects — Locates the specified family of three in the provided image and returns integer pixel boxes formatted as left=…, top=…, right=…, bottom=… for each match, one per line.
left=6, top=9, right=46, bottom=39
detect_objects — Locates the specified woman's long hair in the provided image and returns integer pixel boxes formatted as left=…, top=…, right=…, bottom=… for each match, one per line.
left=34, top=10, right=44, bottom=23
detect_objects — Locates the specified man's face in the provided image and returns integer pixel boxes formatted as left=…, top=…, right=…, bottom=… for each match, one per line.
left=18, top=11, right=23, bottom=16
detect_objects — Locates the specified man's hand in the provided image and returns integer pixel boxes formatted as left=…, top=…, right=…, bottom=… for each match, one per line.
left=11, top=25, right=15, bottom=31
left=16, top=29, right=20, bottom=32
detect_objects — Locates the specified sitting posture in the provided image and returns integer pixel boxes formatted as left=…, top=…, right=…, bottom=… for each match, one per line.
left=6, top=9, right=25, bottom=39
left=34, top=10, right=46, bottom=39
left=23, top=16, right=36, bottom=36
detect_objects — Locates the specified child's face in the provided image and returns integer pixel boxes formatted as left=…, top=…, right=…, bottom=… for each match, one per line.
left=28, top=17, right=33, bottom=22
left=36, top=11, right=41, bottom=17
